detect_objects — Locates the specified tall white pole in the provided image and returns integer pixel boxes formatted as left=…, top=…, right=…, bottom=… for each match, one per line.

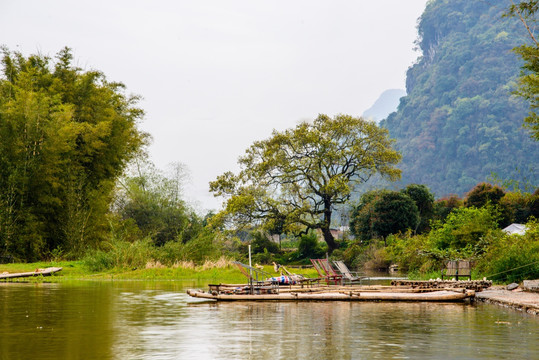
left=248, top=245, right=252, bottom=275
left=248, top=244, right=253, bottom=293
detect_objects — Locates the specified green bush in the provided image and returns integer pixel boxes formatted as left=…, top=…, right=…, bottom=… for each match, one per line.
left=82, top=237, right=155, bottom=271
left=361, top=241, right=392, bottom=271
left=176, top=230, right=222, bottom=263
left=155, top=240, right=184, bottom=266
left=252, top=248, right=274, bottom=264
left=297, top=231, right=326, bottom=259
left=82, top=250, right=114, bottom=272
left=341, top=243, right=363, bottom=270
left=476, top=220, right=539, bottom=283
left=428, top=206, right=499, bottom=250
left=250, top=232, right=280, bottom=254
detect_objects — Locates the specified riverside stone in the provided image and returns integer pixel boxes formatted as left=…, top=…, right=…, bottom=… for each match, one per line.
left=523, top=280, right=539, bottom=293
left=507, top=283, right=519, bottom=291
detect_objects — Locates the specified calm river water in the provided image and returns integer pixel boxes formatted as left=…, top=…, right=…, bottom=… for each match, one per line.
left=0, top=281, right=537, bottom=360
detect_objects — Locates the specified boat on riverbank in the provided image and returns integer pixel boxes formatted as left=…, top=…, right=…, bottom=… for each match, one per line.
left=0, top=267, right=62, bottom=280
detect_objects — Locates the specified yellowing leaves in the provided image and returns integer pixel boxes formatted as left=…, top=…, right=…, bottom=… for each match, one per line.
left=212, top=114, right=402, bottom=252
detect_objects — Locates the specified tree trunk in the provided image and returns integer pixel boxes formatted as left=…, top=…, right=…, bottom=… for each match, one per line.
left=322, top=198, right=336, bottom=253
left=322, top=226, right=337, bottom=254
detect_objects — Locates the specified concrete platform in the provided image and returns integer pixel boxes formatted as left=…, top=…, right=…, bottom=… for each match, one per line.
left=476, top=288, right=539, bottom=315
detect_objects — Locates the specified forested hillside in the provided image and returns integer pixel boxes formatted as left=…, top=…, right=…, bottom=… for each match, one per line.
left=382, top=0, right=538, bottom=196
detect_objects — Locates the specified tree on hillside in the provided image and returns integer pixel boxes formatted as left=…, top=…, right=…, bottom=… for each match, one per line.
left=210, top=114, right=401, bottom=253
left=506, top=0, right=539, bottom=140
left=465, top=182, right=505, bottom=208
left=0, top=48, right=146, bottom=260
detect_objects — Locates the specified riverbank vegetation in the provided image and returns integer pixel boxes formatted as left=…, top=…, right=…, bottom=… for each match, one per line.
left=346, top=182, right=538, bottom=282
left=0, top=259, right=318, bottom=283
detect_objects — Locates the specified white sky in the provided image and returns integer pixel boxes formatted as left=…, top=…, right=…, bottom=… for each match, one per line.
left=1, top=0, right=428, bottom=212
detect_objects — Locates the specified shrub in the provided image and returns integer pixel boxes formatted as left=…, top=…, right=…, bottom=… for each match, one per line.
left=342, top=242, right=363, bottom=270
left=82, top=237, right=155, bottom=271
left=428, top=206, right=499, bottom=250
left=177, top=230, right=223, bottom=263
left=476, top=219, right=539, bottom=283
left=252, top=248, right=274, bottom=264
left=297, top=231, right=326, bottom=259
left=385, top=233, right=439, bottom=273
left=83, top=250, right=114, bottom=272
left=433, top=195, right=463, bottom=222
left=250, top=231, right=280, bottom=254
left=362, top=242, right=392, bottom=271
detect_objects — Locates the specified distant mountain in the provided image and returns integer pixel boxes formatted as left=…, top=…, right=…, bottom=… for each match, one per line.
left=363, top=89, right=406, bottom=123
left=381, top=0, right=538, bottom=197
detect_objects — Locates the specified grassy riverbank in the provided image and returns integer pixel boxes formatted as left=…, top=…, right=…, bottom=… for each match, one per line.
left=0, top=261, right=319, bottom=283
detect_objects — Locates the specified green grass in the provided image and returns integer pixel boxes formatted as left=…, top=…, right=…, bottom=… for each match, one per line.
left=0, top=261, right=319, bottom=283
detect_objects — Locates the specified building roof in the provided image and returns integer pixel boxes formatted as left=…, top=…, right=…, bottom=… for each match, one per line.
left=502, top=223, right=528, bottom=235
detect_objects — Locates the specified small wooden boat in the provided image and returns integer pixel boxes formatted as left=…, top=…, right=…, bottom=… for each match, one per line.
left=0, top=267, right=63, bottom=280
left=186, top=288, right=475, bottom=302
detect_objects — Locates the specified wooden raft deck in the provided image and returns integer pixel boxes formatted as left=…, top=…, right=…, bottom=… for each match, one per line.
left=187, top=288, right=475, bottom=302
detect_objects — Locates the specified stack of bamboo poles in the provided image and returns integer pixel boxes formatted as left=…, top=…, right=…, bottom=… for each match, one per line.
left=390, top=279, right=492, bottom=291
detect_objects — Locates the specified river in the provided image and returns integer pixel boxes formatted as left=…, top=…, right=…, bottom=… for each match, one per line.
left=0, top=281, right=537, bottom=359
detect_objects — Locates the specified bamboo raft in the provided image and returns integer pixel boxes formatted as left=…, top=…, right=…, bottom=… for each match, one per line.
left=0, top=267, right=62, bottom=280
left=187, top=284, right=476, bottom=302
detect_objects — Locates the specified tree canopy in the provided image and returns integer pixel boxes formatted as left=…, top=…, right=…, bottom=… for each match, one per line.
left=350, top=190, right=420, bottom=243
left=210, top=114, right=401, bottom=253
left=400, top=184, right=435, bottom=233
left=0, top=48, right=146, bottom=261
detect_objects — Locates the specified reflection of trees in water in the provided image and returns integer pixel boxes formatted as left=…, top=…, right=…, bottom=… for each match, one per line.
left=211, top=301, right=477, bottom=359
left=0, top=283, right=114, bottom=359
left=4, top=284, right=538, bottom=359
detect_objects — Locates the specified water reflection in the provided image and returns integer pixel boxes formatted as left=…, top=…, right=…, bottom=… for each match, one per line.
left=1, top=282, right=538, bottom=360
left=0, top=282, right=115, bottom=360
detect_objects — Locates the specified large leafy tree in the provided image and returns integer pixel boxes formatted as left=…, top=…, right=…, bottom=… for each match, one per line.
left=350, top=190, right=420, bottom=243
left=210, top=114, right=401, bottom=253
left=401, top=184, right=435, bottom=233
left=0, top=48, right=145, bottom=260
left=506, top=0, right=539, bottom=140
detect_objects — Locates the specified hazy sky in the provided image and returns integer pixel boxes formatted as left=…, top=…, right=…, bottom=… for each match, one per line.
left=1, top=0, right=428, bottom=211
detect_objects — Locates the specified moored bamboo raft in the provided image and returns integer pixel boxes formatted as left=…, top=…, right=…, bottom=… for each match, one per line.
left=186, top=288, right=475, bottom=302
left=0, top=267, right=63, bottom=280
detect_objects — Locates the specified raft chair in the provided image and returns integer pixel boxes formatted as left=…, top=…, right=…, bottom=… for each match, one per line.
left=233, top=261, right=280, bottom=294
left=233, top=261, right=271, bottom=283
left=310, top=259, right=342, bottom=285
left=332, top=260, right=365, bottom=284
left=441, top=260, right=472, bottom=280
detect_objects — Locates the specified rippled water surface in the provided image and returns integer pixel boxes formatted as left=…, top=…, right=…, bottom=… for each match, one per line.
left=0, top=281, right=537, bottom=359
